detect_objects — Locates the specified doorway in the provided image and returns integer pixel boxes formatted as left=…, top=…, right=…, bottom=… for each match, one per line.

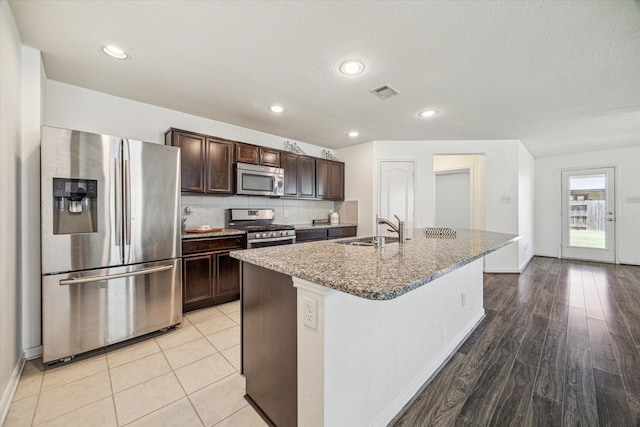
left=433, top=154, right=485, bottom=230
left=435, top=169, right=471, bottom=229
left=561, top=167, right=615, bottom=263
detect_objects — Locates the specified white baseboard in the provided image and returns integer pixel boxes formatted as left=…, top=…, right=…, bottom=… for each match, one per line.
left=483, top=268, right=522, bottom=273
left=23, top=346, right=42, bottom=360
left=0, top=351, right=25, bottom=425
left=374, top=309, right=485, bottom=427
left=533, top=252, right=560, bottom=258
left=518, top=255, right=534, bottom=272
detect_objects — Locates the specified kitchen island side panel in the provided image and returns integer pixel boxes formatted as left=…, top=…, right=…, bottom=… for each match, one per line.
left=295, top=258, right=485, bottom=427
left=242, top=262, right=297, bottom=427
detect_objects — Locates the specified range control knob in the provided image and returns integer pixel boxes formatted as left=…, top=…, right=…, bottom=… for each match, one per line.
left=271, top=232, right=277, bottom=237
left=281, top=231, right=287, bottom=236
left=256, top=233, right=263, bottom=239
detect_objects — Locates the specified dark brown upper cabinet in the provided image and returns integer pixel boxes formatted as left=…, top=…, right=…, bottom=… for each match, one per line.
left=283, top=152, right=316, bottom=198
left=260, top=147, right=281, bottom=167
left=235, top=142, right=259, bottom=164
left=165, top=128, right=233, bottom=194
left=316, top=159, right=344, bottom=200
left=236, top=142, right=281, bottom=167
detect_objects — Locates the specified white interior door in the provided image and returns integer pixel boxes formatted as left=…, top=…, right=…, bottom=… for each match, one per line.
left=561, top=167, right=615, bottom=262
left=435, top=170, right=471, bottom=229
left=379, top=161, right=414, bottom=239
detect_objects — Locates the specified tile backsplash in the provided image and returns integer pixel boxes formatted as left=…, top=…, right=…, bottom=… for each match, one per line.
left=181, top=195, right=340, bottom=228
left=335, top=200, right=358, bottom=224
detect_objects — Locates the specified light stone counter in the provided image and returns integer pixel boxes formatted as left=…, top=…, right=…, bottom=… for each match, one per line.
left=230, top=229, right=519, bottom=300
left=181, top=228, right=245, bottom=239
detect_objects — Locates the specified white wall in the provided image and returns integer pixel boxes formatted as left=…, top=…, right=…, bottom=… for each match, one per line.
left=369, top=140, right=526, bottom=272
left=20, top=46, right=45, bottom=359
left=535, top=146, right=640, bottom=265
left=0, top=0, right=25, bottom=421
left=336, top=142, right=375, bottom=236
left=46, top=80, right=332, bottom=157
left=518, top=144, right=535, bottom=270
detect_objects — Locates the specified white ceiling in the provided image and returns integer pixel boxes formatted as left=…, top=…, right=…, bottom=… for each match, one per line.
left=9, top=0, right=640, bottom=158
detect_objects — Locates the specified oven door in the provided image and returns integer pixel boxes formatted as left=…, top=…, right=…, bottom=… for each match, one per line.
left=247, top=236, right=295, bottom=249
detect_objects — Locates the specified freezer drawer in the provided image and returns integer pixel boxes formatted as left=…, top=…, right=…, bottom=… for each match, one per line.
left=42, top=259, right=182, bottom=363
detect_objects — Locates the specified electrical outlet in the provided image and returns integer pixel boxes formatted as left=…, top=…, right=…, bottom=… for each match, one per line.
left=284, top=210, right=289, bottom=218
left=303, top=296, right=318, bottom=330
left=461, top=291, right=466, bottom=307
left=524, top=243, right=528, bottom=252
left=500, top=195, right=511, bottom=204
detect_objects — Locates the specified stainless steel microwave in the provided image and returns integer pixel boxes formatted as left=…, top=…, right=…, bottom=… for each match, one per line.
left=236, top=162, right=284, bottom=196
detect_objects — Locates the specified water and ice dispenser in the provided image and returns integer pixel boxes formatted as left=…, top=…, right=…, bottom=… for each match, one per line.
left=52, top=178, right=98, bottom=234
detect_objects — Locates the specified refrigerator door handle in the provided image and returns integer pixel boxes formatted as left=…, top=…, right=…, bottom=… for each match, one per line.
left=115, top=161, right=122, bottom=246
left=59, top=264, right=174, bottom=286
left=124, top=158, right=131, bottom=246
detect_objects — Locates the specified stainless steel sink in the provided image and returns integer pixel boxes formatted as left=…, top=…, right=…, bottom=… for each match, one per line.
left=335, top=236, right=399, bottom=246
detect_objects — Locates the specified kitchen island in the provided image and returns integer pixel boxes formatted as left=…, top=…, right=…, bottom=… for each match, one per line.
left=231, top=229, right=519, bottom=427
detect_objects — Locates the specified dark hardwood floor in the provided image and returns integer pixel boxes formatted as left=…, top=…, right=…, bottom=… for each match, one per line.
left=393, top=257, right=640, bottom=427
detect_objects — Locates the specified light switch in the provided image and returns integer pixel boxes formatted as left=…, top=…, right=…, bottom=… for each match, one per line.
left=500, top=196, right=511, bottom=204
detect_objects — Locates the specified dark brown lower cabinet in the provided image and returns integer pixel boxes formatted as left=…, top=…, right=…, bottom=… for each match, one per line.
left=242, top=263, right=297, bottom=427
left=182, top=236, right=243, bottom=312
left=296, top=225, right=357, bottom=243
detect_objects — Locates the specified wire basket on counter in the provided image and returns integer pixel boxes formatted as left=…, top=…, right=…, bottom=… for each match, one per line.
left=424, top=227, right=457, bottom=238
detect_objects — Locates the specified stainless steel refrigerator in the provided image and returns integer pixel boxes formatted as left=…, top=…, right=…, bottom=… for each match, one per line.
left=41, top=126, right=182, bottom=363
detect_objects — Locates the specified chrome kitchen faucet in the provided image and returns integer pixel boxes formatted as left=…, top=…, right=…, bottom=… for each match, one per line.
left=376, top=214, right=406, bottom=243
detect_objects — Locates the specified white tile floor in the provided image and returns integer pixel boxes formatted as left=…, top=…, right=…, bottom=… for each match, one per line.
left=4, top=301, right=268, bottom=427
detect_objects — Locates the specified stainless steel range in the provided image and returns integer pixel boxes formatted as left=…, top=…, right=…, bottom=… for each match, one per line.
left=228, top=208, right=295, bottom=248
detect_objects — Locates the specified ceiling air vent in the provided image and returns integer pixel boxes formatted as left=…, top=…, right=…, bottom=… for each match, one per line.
left=370, top=84, right=400, bottom=100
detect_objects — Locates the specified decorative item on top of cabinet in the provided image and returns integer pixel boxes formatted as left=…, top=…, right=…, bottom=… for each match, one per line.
left=182, top=236, right=243, bottom=312
left=165, top=128, right=233, bottom=194
left=235, top=142, right=282, bottom=167
left=282, top=152, right=316, bottom=198
left=316, top=159, right=345, bottom=200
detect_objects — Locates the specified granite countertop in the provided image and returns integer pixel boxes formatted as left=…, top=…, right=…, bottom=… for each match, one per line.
left=230, top=229, right=519, bottom=300
left=294, top=223, right=358, bottom=230
left=182, top=228, right=246, bottom=239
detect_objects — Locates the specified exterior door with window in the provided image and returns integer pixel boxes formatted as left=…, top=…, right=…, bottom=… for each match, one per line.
left=561, top=167, right=615, bottom=262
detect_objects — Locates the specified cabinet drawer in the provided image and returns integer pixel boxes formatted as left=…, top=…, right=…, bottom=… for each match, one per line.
left=327, top=226, right=357, bottom=239
left=183, top=237, right=244, bottom=254
left=296, top=228, right=327, bottom=242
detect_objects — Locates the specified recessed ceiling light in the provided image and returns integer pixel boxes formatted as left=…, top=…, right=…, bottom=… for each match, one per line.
left=347, top=131, right=360, bottom=137
left=101, top=45, right=128, bottom=60
left=418, top=109, right=438, bottom=118
left=269, top=105, right=285, bottom=113
left=339, top=60, right=365, bottom=76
